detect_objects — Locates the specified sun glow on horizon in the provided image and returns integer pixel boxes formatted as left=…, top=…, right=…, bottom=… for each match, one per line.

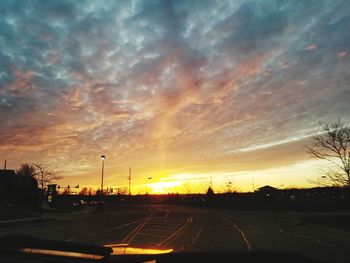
left=56, top=159, right=329, bottom=195
left=147, top=181, right=183, bottom=194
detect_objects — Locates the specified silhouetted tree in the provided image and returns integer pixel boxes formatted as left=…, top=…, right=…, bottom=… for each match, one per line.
left=16, top=163, right=36, bottom=178
left=12, top=163, right=38, bottom=202
left=87, top=188, right=95, bottom=195
left=225, top=181, right=237, bottom=193
left=307, top=120, right=350, bottom=187
left=95, top=189, right=103, bottom=195
left=183, top=183, right=193, bottom=194
left=33, top=164, right=63, bottom=191
left=116, top=187, right=128, bottom=195
left=61, top=188, right=71, bottom=195
left=95, top=188, right=114, bottom=195
left=16, top=163, right=62, bottom=190
left=206, top=186, right=214, bottom=195
left=78, top=187, right=88, bottom=195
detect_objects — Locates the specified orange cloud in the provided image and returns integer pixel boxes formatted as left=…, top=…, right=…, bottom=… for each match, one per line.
left=305, top=44, right=317, bottom=50
left=3, top=69, right=36, bottom=96
left=337, top=51, right=346, bottom=58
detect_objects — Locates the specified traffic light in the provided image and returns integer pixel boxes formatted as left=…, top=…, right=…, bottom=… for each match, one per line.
left=57, top=185, right=60, bottom=189
left=68, top=185, right=70, bottom=189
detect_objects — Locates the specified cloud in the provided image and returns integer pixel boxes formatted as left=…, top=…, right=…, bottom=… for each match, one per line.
left=337, top=51, right=346, bottom=58
left=306, top=44, right=317, bottom=50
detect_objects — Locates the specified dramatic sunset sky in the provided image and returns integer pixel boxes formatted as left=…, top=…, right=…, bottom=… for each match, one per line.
left=1, top=0, right=349, bottom=193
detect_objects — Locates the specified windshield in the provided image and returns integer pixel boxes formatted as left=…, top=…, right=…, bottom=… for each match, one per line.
left=0, top=1, right=349, bottom=262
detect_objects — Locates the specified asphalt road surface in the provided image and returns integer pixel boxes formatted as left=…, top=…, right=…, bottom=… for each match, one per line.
left=0, top=204, right=349, bottom=262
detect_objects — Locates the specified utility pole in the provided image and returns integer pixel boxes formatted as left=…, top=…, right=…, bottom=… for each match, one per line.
left=3, top=160, right=6, bottom=170
left=128, top=167, right=131, bottom=196
left=252, top=177, right=255, bottom=192
left=101, top=155, right=106, bottom=194
left=39, top=168, right=44, bottom=220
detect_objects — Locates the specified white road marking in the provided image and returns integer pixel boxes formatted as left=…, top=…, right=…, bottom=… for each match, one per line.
left=186, top=227, right=203, bottom=249
left=231, top=216, right=260, bottom=232
left=121, top=216, right=152, bottom=244
left=65, top=218, right=144, bottom=242
left=117, top=208, right=192, bottom=247
left=157, top=217, right=193, bottom=246
left=222, top=216, right=252, bottom=251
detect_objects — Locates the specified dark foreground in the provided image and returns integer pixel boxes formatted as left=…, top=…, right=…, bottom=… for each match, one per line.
left=0, top=204, right=349, bottom=262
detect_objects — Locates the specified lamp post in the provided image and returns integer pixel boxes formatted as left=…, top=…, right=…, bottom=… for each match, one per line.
left=101, top=155, right=106, bottom=194
left=147, top=177, right=152, bottom=195
left=226, top=181, right=232, bottom=193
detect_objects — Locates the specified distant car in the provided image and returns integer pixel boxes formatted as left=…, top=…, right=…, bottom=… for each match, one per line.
left=90, top=201, right=99, bottom=206
left=79, top=200, right=88, bottom=206
left=71, top=202, right=80, bottom=207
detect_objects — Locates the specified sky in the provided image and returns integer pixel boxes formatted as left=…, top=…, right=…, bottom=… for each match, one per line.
left=0, top=0, right=350, bottom=193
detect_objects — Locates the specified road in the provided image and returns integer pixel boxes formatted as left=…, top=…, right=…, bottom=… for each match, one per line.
left=0, top=204, right=349, bottom=262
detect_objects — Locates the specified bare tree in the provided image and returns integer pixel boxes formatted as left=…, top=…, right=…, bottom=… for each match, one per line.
left=117, top=187, right=128, bottom=195
left=78, top=187, right=88, bottom=195
left=61, top=188, right=71, bottom=195
left=87, top=188, right=95, bottom=196
left=33, top=164, right=63, bottom=190
left=306, top=120, right=350, bottom=187
left=182, top=182, right=193, bottom=194
left=16, top=163, right=36, bottom=178
left=224, top=181, right=237, bottom=193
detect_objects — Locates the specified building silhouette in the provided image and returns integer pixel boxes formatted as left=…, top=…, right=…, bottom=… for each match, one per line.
left=0, top=169, right=38, bottom=203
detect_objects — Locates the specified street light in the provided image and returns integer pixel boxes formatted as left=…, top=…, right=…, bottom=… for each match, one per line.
left=101, top=155, right=106, bottom=194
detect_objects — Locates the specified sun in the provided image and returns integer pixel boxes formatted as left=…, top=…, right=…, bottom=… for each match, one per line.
left=147, top=181, right=182, bottom=194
